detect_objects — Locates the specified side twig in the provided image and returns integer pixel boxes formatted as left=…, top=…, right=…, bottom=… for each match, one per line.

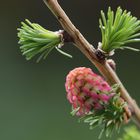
left=44, top=0, right=140, bottom=126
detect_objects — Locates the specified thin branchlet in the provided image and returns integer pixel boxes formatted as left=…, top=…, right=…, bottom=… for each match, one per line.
left=17, top=0, right=140, bottom=131
left=43, top=0, right=140, bottom=128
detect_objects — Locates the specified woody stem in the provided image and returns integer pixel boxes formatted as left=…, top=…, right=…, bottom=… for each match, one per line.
left=44, top=0, right=140, bottom=127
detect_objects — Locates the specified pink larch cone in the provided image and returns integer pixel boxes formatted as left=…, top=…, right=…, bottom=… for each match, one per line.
left=65, top=67, right=115, bottom=116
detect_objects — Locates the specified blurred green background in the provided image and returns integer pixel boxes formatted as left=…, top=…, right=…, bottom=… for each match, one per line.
left=0, top=0, right=140, bottom=140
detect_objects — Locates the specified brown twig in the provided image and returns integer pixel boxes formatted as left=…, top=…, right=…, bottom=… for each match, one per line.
left=43, top=0, right=140, bottom=126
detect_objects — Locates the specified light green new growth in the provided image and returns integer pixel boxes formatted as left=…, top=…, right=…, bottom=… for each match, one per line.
left=99, top=7, right=140, bottom=54
left=17, top=19, right=72, bottom=62
left=118, top=126, right=140, bottom=140
left=73, top=94, right=126, bottom=139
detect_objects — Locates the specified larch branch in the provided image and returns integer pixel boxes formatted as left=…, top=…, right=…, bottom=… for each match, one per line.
left=43, top=0, right=140, bottom=126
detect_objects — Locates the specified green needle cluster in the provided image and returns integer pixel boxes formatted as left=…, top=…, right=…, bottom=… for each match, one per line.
left=73, top=94, right=126, bottom=139
left=99, top=7, right=140, bottom=54
left=17, top=19, right=72, bottom=62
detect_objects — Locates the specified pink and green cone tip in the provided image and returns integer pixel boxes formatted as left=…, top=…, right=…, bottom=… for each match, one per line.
left=65, top=67, right=115, bottom=115
left=65, top=67, right=131, bottom=138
